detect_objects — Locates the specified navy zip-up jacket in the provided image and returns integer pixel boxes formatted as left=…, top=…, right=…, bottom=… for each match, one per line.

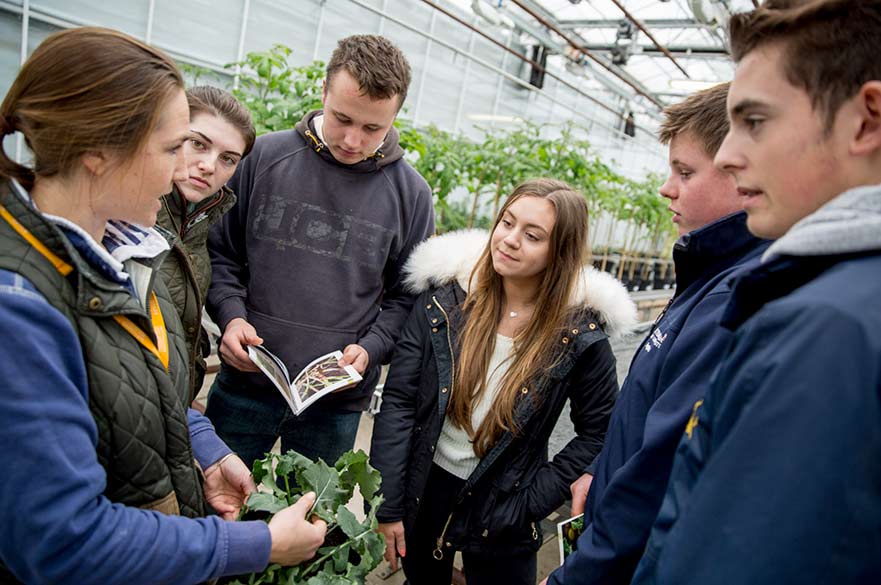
left=632, top=186, right=881, bottom=585
left=549, top=212, right=769, bottom=585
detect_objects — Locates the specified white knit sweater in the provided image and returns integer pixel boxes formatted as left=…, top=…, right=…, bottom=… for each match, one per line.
left=433, top=334, right=514, bottom=479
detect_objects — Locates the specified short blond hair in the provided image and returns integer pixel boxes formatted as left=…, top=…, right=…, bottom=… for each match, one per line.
left=658, top=82, right=730, bottom=157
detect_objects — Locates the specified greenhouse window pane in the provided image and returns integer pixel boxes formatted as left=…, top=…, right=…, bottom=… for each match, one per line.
left=152, top=0, right=243, bottom=66
left=31, top=0, right=148, bottom=36
left=0, top=11, right=21, bottom=98
left=243, top=0, right=321, bottom=67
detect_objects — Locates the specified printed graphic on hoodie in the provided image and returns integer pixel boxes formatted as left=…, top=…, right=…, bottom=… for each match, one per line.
left=251, top=195, right=394, bottom=270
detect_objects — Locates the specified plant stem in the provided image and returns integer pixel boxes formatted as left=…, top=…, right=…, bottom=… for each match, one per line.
left=299, top=529, right=373, bottom=579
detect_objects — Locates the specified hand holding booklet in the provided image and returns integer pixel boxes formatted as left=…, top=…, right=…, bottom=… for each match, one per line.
left=246, top=345, right=363, bottom=415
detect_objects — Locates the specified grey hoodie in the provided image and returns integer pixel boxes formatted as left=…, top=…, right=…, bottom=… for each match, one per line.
left=764, top=183, right=881, bottom=260
left=207, top=110, right=435, bottom=410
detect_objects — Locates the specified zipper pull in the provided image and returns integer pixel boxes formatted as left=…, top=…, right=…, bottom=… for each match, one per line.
left=433, top=512, right=454, bottom=560
left=531, top=522, right=539, bottom=540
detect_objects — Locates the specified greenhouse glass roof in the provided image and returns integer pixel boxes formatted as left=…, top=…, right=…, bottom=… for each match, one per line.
left=447, top=0, right=757, bottom=116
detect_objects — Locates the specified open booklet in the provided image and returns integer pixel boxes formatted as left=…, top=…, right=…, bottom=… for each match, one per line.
left=246, top=346, right=363, bottom=415
left=557, top=512, right=585, bottom=564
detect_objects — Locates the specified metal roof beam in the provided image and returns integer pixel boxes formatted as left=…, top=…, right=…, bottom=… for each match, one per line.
left=582, top=44, right=729, bottom=57
left=559, top=18, right=705, bottom=30
left=508, top=0, right=667, bottom=108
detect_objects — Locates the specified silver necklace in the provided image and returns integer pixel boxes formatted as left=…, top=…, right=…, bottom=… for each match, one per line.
left=507, top=304, right=533, bottom=318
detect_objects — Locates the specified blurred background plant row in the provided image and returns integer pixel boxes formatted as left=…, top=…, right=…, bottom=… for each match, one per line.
left=185, top=44, right=676, bottom=290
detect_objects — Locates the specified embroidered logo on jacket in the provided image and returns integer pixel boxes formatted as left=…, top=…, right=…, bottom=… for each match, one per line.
left=643, top=327, right=668, bottom=353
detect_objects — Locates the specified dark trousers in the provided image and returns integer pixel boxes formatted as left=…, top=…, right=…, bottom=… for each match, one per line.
left=402, top=464, right=537, bottom=585
left=204, top=366, right=362, bottom=468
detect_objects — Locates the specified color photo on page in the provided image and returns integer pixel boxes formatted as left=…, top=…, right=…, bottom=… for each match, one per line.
left=247, top=346, right=362, bottom=415
left=557, top=513, right=585, bottom=564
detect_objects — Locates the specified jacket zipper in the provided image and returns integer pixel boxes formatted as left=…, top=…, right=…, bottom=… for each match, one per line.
left=431, top=295, right=455, bottom=397
left=181, top=192, right=225, bottom=238
left=430, top=295, right=456, bottom=558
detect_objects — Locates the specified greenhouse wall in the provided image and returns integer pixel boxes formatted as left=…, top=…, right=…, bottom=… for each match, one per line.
left=0, top=0, right=667, bottom=179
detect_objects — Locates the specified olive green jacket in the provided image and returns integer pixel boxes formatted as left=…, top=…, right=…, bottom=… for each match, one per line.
left=0, top=181, right=206, bottom=518
left=157, top=185, right=236, bottom=398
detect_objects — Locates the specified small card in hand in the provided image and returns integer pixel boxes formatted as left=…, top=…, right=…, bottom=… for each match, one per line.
left=557, top=513, right=585, bottom=564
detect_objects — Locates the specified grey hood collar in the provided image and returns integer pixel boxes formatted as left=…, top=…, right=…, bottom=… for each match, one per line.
left=764, top=183, right=881, bottom=261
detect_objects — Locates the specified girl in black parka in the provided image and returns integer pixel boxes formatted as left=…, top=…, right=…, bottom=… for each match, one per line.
left=371, top=179, right=637, bottom=585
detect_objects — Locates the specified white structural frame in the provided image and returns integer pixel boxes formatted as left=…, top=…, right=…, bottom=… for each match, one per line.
left=0, top=0, right=667, bottom=169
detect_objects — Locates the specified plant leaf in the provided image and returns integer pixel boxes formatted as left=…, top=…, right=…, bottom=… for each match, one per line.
left=331, top=543, right=350, bottom=573
left=334, top=506, right=365, bottom=540
left=305, top=573, right=350, bottom=585
left=335, top=450, right=381, bottom=502
left=246, top=491, right=289, bottom=515
left=300, top=459, right=348, bottom=520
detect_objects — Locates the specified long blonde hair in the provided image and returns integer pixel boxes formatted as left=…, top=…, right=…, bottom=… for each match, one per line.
left=450, top=178, right=590, bottom=458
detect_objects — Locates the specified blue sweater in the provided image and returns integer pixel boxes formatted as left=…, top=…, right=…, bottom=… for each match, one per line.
left=549, top=212, right=769, bottom=585
left=0, top=268, right=271, bottom=582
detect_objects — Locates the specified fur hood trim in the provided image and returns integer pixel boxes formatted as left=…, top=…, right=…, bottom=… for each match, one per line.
left=403, top=229, right=638, bottom=337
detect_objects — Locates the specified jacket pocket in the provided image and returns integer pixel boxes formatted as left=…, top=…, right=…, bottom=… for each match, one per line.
left=140, top=491, right=180, bottom=516
left=478, top=462, right=537, bottom=542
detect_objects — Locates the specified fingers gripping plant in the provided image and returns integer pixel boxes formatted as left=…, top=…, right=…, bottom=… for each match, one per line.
left=226, top=450, right=386, bottom=585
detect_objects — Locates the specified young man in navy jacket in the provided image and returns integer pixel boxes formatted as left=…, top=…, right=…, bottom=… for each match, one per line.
left=547, top=83, right=769, bottom=585
left=632, top=2, right=881, bottom=583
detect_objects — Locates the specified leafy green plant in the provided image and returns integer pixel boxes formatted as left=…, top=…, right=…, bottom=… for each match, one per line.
left=226, top=44, right=325, bottom=135
left=224, top=449, right=385, bottom=585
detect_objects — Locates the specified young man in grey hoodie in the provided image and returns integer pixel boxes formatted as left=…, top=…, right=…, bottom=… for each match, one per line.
left=205, top=35, right=435, bottom=467
left=631, top=1, right=881, bottom=583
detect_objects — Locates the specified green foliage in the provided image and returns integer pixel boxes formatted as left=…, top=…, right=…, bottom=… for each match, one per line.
left=225, top=449, right=386, bottom=585
left=226, top=44, right=325, bottom=135
left=226, top=44, right=674, bottom=256
left=399, top=119, right=675, bottom=255
left=179, top=62, right=225, bottom=87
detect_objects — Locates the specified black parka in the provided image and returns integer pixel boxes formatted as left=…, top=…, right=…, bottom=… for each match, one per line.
left=370, top=229, right=636, bottom=555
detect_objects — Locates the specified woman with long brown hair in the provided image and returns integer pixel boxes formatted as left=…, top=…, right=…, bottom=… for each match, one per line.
left=371, top=178, right=637, bottom=584
left=0, top=27, right=323, bottom=583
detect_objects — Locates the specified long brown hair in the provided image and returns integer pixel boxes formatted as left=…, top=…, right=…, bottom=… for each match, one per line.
left=186, top=85, right=256, bottom=157
left=0, top=27, right=183, bottom=190
left=450, top=178, right=591, bottom=458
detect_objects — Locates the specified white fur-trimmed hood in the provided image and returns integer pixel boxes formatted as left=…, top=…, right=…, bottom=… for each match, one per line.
left=403, top=229, right=638, bottom=337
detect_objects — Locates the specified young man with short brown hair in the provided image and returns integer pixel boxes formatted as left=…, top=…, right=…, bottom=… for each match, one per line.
left=325, top=34, right=411, bottom=104
left=547, top=82, right=769, bottom=585
left=205, top=34, right=434, bottom=467
left=632, top=1, right=881, bottom=583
